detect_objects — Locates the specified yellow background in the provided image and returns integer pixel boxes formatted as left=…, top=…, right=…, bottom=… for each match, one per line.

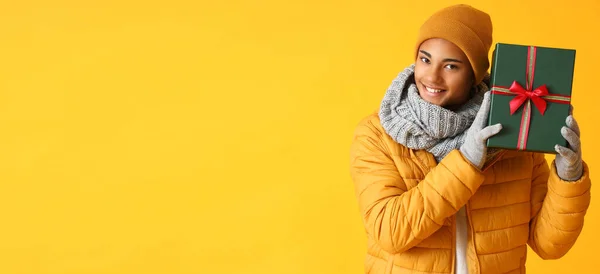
left=0, top=0, right=597, bottom=273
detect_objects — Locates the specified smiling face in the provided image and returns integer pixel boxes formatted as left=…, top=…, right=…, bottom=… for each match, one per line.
left=414, top=38, right=475, bottom=110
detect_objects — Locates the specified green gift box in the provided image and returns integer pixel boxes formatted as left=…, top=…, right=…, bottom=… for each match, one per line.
left=486, top=43, right=575, bottom=153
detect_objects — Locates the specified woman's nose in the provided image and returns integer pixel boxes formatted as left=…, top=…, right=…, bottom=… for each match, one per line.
left=424, top=67, right=443, bottom=83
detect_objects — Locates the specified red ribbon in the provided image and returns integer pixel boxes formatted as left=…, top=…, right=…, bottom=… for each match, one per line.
left=491, top=46, right=571, bottom=150
left=507, top=81, right=549, bottom=115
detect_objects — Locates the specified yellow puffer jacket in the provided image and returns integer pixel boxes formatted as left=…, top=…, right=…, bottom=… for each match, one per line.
left=349, top=113, right=591, bottom=274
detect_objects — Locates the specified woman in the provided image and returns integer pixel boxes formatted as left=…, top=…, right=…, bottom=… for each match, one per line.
left=349, top=4, right=591, bottom=274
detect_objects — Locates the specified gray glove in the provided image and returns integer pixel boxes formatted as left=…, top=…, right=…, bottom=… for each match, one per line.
left=555, top=114, right=583, bottom=181
left=459, top=91, right=503, bottom=169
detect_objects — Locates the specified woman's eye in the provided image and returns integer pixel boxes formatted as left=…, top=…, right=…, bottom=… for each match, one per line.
left=420, top=57, right=430, bottom=64
left=445, top=64, right=457, bottom=70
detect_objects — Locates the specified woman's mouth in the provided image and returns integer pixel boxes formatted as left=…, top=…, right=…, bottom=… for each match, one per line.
left=424, top=85, right=446, bottom=94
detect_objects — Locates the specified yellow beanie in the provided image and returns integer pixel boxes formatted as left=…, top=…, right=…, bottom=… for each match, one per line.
left=415, top=4, right=493, bottom=84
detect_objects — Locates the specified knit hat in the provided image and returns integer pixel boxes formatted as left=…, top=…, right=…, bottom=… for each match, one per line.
left=415, top=4, right=493, bottom=84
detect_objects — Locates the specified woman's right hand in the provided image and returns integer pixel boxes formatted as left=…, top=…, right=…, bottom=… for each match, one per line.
left=459, top=91, right=502, bottom=169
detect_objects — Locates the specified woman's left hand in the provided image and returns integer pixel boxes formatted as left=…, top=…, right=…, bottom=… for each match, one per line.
left=555, top=113, right=583, bottom=181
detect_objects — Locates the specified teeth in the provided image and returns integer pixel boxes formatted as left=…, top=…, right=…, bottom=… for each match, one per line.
left=426, top=86, right=444, bottom=93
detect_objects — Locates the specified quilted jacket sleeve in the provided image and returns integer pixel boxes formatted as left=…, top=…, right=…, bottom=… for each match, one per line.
left=528, top=152, right=591, bottom=259
left=349, top=116, right=486, bottom=254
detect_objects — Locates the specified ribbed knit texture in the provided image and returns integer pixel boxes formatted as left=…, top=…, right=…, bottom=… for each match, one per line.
left=378, top=64, right=489, bottom=162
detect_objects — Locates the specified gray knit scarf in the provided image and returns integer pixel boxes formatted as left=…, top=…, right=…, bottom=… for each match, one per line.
left=379, top=64, right=489, bottom=162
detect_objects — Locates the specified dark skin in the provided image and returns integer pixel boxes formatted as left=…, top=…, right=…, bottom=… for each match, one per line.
left=414, top=38, right=476, bottom=110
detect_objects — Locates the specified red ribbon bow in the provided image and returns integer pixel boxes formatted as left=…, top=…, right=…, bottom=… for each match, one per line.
left=508, top=81, right=549, bottom=115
